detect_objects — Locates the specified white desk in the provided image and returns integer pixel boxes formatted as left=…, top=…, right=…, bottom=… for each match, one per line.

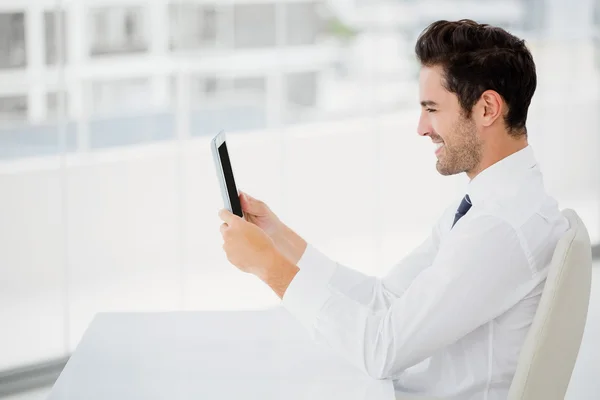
left=48, top=307, right=395, bottom=400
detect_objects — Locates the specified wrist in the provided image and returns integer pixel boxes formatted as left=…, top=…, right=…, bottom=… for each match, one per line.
left=272, top=223, right=307, bottom=265
left=268, top=220, right=286, bottom=240
left=259, top=250, right=299, bottom=299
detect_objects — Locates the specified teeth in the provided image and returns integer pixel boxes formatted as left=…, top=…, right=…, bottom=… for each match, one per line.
left=435, top=142, right=444, bottom=150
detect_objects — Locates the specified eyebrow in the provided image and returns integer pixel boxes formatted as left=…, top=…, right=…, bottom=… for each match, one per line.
left=420, top=100, right=438, bottom=107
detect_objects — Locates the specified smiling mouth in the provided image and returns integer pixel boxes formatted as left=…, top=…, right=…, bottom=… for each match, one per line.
left=434, top=142, right=445, bottom=155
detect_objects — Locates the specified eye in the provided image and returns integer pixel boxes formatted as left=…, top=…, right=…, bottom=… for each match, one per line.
left=426, top=108, right=437, bottom=113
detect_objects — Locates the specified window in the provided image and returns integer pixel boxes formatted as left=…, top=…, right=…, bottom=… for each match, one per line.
left=191, top=76, right=223, bottom=104
left=591, top=0, right=600, bottom=70
left=45, top=11, right=67, bottom=65
left=285, top=71, right=318, bottom=123
left=189, top=75, right=267, bottom=135
left=595, top=0, right=600, bottom=69
left=233, top=77, right=266, bottom=95
left=0, top=13, right=26, bottom=69
left=232, top=76, right=267, bottom=111
left=521, top=0, right=545, bottom=32
left=90, top=78, right=151, bottom=115
left=190, top=76, right=266, bottom=105
left=46, top=92, right=68, bottom=119
left=89, top=7, right=148, bottom=56
left=169, top=4, right=221, bottom=50
left=233, top=4, right=276, bottom=49
left=287, top=72, right=317, bottom=108
left=285, top=2, right=322, bottom=46
left=0, top=95, right=27, bottom=122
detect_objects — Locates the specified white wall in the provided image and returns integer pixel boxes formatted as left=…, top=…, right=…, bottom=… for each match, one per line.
left=0, top=167, right=66, bottom=369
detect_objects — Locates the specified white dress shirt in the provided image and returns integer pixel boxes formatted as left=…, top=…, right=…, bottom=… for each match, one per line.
left=282, top=146, right=569, bottom=400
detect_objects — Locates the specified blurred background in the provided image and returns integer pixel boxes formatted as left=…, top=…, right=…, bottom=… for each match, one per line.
left=0, top=0, right=599, bottom=398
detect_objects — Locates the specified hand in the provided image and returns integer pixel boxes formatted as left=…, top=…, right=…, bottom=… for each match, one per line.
left=239, top=191, right=283, bottom=236
left=239, top=191, right=307, bottom=265
left=218, top=208, right=279, bottom=279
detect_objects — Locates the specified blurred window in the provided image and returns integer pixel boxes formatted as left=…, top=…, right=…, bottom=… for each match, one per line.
left=90, top=7, right=148, bottom=56
left=191, top=75, right=266, bottom=108
left=0, top=95, right=27, bottom=122
left=169, top=4, right=221, bottom=50
left=285, top=71, right=318, bottom=123
left=233, top=4, right=276, bottom=49
left=90, top=78, right=151, bottom=115
left=595, top=0, right=600, bottom=69
left=46, top=92, right=68, bottom=120
left=234, top=77, right=266, bottom=95
left=284, top=2, right=321, bottom=46
left=187, top=75, right=267, bottom=135
left=0, top=12, right=27, bottom=69
left=45, top=10, right=67, bottom=65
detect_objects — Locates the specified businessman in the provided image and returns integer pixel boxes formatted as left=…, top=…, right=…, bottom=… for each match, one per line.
left=218, top=20, right=568, bottom=399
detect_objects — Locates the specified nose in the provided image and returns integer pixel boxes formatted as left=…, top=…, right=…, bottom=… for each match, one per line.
left=417, top=111, right=431, bottom=137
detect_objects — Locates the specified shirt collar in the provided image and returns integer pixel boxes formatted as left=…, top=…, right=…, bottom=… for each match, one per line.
left=467, top=145, right=538, bottom=205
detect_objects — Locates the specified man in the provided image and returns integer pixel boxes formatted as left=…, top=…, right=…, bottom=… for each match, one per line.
left=218, top=19, right=568, bottom=399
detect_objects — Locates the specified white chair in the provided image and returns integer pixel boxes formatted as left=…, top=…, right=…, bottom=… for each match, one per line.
left=396, top=209, right=593, bottom=400
left=507, top=209, right=593, bottom=399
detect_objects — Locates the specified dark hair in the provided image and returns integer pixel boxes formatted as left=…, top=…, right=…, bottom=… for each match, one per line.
left=415, top=19, right=536, bottom=136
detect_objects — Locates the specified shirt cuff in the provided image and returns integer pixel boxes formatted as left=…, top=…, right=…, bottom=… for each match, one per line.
left=296, top=242, right=336, bottom=271
left=298, top=243, right=374, bottom=295
left=282, top=244, right=337, bottom=335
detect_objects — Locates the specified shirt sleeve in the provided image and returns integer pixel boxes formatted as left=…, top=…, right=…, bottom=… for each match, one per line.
left=292, top=205, right=449, bottom=313
left=282, top=214, right=541, bottom=379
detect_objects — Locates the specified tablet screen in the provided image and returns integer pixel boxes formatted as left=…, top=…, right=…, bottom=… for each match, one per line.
left=218, top=141, right=243, bottom=217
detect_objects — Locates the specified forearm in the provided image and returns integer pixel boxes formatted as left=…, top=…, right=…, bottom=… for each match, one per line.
left=271, top=222, right=307, bottom=265
left=272, top=226, right=398, bottom=312
left=259, top=251, right=299, bottom=299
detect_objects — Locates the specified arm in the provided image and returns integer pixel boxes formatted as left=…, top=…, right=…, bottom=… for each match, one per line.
left=271, top=206, right=450, bottom=313
left=273, top=215, right=539, bottom=379
left=271, top=222, right=309, bottom=265
left=292, top=234, right=439, bottom=313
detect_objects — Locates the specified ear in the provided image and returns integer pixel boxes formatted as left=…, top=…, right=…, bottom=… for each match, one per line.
left=475, top=90, right=503, bottom=128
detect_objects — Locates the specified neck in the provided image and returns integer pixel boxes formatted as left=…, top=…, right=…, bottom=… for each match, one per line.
left=467, top=135, right=528, bottom=180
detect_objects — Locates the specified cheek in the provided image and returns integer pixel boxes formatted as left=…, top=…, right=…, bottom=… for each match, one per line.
left=431, top=114, right=452, bottom=141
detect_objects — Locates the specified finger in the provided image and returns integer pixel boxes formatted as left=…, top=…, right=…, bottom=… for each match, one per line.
left=242, top=191, right=256, bottom=201
left=239, top=192, right=251, bottom=208
left=240, top=192, right=265, bottom=215
left=219, top=222, right=228, bottom=236
left=242, top=191, right=260, bottom=204
left=218, top=208, right=235, bottom=224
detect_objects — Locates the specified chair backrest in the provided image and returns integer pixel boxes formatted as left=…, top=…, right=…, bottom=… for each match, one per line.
left=508, top=209, right=592, bottom=400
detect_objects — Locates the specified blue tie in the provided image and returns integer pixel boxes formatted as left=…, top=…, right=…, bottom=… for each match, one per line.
left=452, top=194, right=472, bottom=229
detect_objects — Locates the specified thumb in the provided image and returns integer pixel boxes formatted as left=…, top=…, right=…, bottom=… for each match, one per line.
left=239, top=191, right=266, bottom=215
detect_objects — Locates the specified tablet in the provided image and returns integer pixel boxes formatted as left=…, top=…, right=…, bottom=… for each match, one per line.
left=211, top=131, right=244, bottom=218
